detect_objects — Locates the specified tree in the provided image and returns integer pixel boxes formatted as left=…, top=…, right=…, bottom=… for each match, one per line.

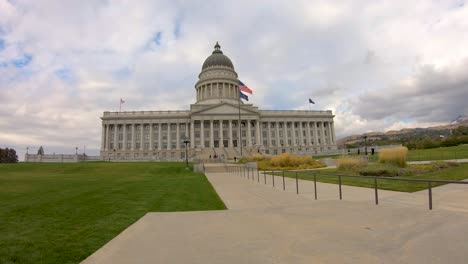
left=0, top=148, right=18, bottom=163
left=37, top=146, right=44, bottom=155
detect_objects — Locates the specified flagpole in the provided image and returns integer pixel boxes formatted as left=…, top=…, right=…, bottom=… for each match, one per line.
left=238, top=84, right=242, bottom=157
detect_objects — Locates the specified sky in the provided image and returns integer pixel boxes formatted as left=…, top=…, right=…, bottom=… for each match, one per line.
left=1, top=0, right=467, bottom=159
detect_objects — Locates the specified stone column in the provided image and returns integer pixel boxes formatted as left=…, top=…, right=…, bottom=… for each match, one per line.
left=331, top=122, right=336, bottom=144
left=307, top=122, right=311, bottom=146
left=190, top=121, right=194, bottom=148
left=328, top=121, right=333, bottom=144
left=313, top=122, right=318, bottom=146
left=167, top=123, right=171, bottom=150
left=275, top=121, right=280, bottom=147
left=255, top=120, right=261, bottom=146
left=321, top=122, right=326, bottom=145
left=247, top=120, right=251, bottom=146
left=299, top=122, right=303, bottom=146
left=113, top=124, right=118, bottom=150
left=149, top=123, right=154, bottom=150
left=101, top=124, right=106, bottom=150
left=220, top=120, right=224, bottom=147
left=123, top=124, right=127, bottom=150
left=176, top=122, right=180, bottom=149
left=139, top=124, right=144, bottom=150
left=283, top=122, right=288, bottom=146
left=210, top=120, right=214, bottom=148
left=291, top=121, right=296, bottom=146
left=200, top=120, right=205, bottom=148
left=131, top=124, right=136, bottom=150
left=267, top=122, right=272, bottom=146
left=228, top=120, right=233, bottom=147
left=158, top=123, right=162, bottom=150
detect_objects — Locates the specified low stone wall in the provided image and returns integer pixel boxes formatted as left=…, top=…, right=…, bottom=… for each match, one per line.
left=25, top=154, right=102, bottom=162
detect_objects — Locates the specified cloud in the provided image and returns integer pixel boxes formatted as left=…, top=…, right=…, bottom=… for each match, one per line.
left=0, top=0, right=468, bottom=160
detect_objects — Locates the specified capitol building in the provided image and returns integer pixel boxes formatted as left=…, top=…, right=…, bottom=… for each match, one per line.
left=100, top=43, right=337, bottom=161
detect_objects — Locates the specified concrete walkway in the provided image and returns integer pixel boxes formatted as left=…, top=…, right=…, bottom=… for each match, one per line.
left=83, top=169, right=468, bottom=264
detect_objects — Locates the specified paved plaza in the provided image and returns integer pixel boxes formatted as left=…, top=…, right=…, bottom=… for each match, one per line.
left=83, top=166, right=468, bottom=263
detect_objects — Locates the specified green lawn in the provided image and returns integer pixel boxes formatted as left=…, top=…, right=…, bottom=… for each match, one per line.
left=316, top=145, right=468, bottom=162
left=275, top=163, right=468, bottom=192
left=0, top=162, right=226, bottom=264
left=407, top=145, right=468, bottom=161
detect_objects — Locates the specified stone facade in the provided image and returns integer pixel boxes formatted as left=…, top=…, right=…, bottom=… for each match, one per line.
left=100, top=43, right=337, bottom=161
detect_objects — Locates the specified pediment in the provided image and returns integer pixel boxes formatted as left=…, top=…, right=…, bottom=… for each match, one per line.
left=191, top=103, right=258, bottom=116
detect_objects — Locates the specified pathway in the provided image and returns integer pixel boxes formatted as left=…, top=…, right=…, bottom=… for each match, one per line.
left=82, top=167, right=468, bottom=264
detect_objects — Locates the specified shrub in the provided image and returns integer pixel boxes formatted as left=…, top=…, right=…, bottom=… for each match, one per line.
left=257, top=153, right=325, bottom=170
left=359, top=163, right=410, bottom=177
left=378, top=147, right=408, bottom=167
left=337, top=157, right=367, bottom=172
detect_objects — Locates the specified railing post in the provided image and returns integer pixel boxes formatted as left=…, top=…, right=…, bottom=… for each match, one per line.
left=296, top=171, right=299, bottom=194
left=252, top=168, right=254, bottom=181
left=374, top=177, right=378, bottom=205
left=339, top=174, right=342, bottom=200
left=264, top=170, right=266, bottom=184
left=257, top=168, right=259, bottom=182
left=247, top=167, right=249, bottom=180
left=272, top=171, right=275, bottom=187
left=428, top=181, right=433, bottom=210
left=314, top=173, right=317, bottom=200
left=282, top=170, right=285, bottom=191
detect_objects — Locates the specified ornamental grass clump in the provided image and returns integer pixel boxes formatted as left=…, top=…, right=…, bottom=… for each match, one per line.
left=378, top=147, right=408, bottom=167
left=337, top=157, right=367, bottom=172
left=257, top=153, right=325, bottom=170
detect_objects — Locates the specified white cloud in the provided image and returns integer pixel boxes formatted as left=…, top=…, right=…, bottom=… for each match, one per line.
left=1, top=0, right=468, bottom=160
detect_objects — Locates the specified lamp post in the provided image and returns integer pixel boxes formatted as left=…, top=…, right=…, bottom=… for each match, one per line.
left=75, top=147, right=78, bottom=155
left=363, top=135, right=368, bottom=155
left=113, top=149, right=116, bottom=160
left=183, top=138, right=190, bottom=170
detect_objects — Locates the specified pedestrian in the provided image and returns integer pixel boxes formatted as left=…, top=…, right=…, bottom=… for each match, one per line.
left=234, top=157, right=237, bottom=162
left=209, top=155, right=211, bottom=159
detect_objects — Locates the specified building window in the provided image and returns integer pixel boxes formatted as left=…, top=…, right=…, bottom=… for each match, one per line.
left=272, top=140, right=276, bottom=146
left=136, top=143, right=140, bottom=149
left=144, top=143, right=150, bottom=149
left=263, top=123, right=267, bottom=128
left=126, top=143, right=131, bottom=149
left=195, top=131, right=200, bottom=138
left=127, top=134, right=132, bottom=140
left=118, top=143, right=123, bottom=149
left=119, top=134, right=123, bottom=140
left=263, top=140, right=268, bottom=146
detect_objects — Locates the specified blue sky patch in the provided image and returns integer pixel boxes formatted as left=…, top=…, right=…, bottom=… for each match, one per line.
left=12, top=54, right=32, bottom=68
left=153, top=32, right=162, bottom=45
left=113, top=66, right=132, bottom=79
left=0, top=39, right=5, bottom=51
left=55, top=68, right=75, bottom=83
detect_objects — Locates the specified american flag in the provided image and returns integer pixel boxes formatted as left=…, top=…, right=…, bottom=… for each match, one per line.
left=239, top=81, right=253, bottom=94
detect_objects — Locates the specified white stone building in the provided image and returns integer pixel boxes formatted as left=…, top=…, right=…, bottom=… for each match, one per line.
left=100, top=43, right=337, bottom=161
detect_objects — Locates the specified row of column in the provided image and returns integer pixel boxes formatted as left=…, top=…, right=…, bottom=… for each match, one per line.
left=192, top=119, right=261, bottom=148
left=196, top=82, right=238, bottom=101
left=102, top=122, right=190, bottom=151
left=263, top=121, right=335, bottom=147
left=101, top=120, right=336, bottom=151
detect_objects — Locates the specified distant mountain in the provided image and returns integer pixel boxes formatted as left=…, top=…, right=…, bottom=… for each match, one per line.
left=337, top=116, right=468, bottom=147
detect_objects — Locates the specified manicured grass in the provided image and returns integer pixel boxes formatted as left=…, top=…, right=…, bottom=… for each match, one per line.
left=407, top=145, right=468, bottom=161
left=277, top=163, right=468, bottom=192
left=0, top=162, right=226, bottom=264
left=316, top=145, right=468, bottom=162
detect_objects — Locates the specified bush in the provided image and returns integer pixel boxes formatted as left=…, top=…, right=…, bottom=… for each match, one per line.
left=378, top=147, right=408, bottom=167
left=337, top=157, right=367, bottom=172
left=359, top=163, right=410, bottom=177
left=257, top=153, right=325, bottom=170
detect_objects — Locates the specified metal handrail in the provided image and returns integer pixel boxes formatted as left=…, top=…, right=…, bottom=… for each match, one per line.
left=225, top=165, right=467, bottom=210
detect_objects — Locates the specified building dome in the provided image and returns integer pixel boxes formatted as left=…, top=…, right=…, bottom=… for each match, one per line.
left=201, top=42, right=234, bottom=70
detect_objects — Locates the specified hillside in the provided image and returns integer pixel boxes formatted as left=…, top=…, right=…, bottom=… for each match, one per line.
left=338, top=116, right=468, bottom=147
